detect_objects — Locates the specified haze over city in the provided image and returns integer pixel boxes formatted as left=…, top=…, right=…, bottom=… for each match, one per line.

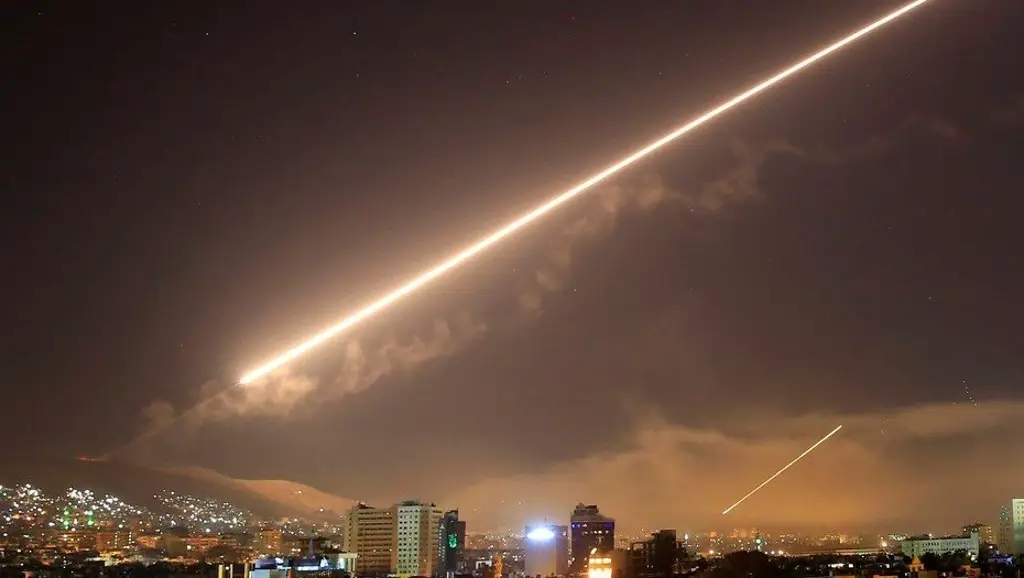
left=5, top=0, right=1024, bottom=546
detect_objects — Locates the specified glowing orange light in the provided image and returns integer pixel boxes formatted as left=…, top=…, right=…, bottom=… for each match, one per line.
left=721, top=425, right=843, bottom=515
left=589, top=554, right=614, bottom=578
left=240, top=0, right=934, bottom=385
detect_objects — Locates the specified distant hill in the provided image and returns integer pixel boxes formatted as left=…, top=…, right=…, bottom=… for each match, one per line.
left=0, top=458, right=353, bottom=518
left=160, top=466, right=356, bottom=516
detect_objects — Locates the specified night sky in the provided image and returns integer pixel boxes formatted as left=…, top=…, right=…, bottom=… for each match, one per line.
left=5, top=1, right=1024, bottom=533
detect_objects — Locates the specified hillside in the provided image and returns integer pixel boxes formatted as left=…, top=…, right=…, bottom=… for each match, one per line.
left=161, top=466, right=356, bottom=516
left=0, top=458, right=350, bottom=518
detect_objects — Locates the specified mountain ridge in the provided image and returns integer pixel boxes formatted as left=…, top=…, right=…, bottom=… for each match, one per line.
left=0, top=458, right=355, bottom=518
left=160, top=465, right=357, bottom=516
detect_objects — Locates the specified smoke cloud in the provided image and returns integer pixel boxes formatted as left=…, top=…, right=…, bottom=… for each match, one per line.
left=120, top=114, right=967, bottom=458
left=518, top=138, right=805, bottom=315
left=119, top=313, right=485, bottom=459
left=518, top=172, right=678, bottom=314
left=326, top=313, right=487, bottom=400
left=442, top=400, right=1024, bottom=533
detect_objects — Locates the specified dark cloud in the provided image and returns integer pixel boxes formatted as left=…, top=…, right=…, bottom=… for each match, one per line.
left=8, top=1, right=1023, bottom=540
left=120, top=315, right=485, bottom=458
left=123, top=104, right=1011, bottom=529
left=990, top=93, right=1024, bottom=126
left=441, top=401, right=1024, bottom=533
left=120, top=135, right=806, bottom=458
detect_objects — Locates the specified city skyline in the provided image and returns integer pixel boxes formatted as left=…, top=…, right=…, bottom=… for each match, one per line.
left=3, top=480, right=1023, bottom=576
left=5, top=0, right=1024, bottom=537
left=1, top=479, right=1011, bottom=541
left=2, top=479, right=1019, bottom=542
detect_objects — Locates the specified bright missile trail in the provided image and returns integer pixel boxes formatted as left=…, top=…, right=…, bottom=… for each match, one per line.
left=239, top=0, right=934, bottom=385
left=721, top=425, right=843, bottom=515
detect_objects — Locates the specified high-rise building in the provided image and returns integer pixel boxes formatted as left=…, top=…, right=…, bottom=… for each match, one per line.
left=961, top=523, right=994, bottom=545
left=998, top=505, right=1011, bottom=553
left=438, top=509, right=466, bottom=578
left=345, top=503, right=397, bottom=576
left=525, top=524, right=569, bottom=578
left=395, top=500, right=443, bottom=578
left=997, top=499, right=1024, bottom=555
left=569, top=504, right=615, bottom=572
left=629, top=530, right=683, bottom=578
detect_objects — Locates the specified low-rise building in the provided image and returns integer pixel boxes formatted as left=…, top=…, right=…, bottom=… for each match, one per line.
left=900, top=532, right=979, bottom=559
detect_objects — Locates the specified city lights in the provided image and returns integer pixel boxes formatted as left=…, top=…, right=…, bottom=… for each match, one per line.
left=0, top=485, right=250, bottom=534
left=526, top=527, right=555, bottom=541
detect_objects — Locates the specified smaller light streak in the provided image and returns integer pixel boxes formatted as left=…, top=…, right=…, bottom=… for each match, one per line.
left=963, top=380, right=978, bottom=406
left=722, top=425, right=843, bottom=515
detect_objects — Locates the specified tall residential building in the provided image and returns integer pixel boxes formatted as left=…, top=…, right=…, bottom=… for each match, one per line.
left=525, top=524, right=570, bottom=578
left=395, top=500, right=443, bottom=578
left=629, top=530, right=683, bottom=578
left=961, top=523, right=994, bottom=545
left=998, top=505, right=1011, bottom=553
left=345, top=503, right=397, bottom=576
left=997, top=499, right=1024, bottom=555
left=569, top=504, right=615, bottom=572
left=438, top=509, right=467, bottom=578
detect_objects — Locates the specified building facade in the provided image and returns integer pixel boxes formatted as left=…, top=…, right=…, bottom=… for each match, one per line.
left=344, top=503, right=397, bottom=576
left=395, top=500, right=443, bottom=578
left=997, top=498, right=1024, bottom=555
left=629, top=530, right=683, bottom=578
left=569, top=504, right=615, bottom=572
left=961, top=523, right=994, bottom=545
left=438, top=509, right=466, bottom=578
left=95, top=530, right=133, bottom=553
left=901, top=532, right=980, bottom=559
left=525, top=524, right=569, bottom=578
left=256, top=529, right=283, bottom=556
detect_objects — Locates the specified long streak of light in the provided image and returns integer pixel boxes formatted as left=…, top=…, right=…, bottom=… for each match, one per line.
left=721, top=425, right=843, bottom=515
left=240, top=0, right=934, bottom=385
